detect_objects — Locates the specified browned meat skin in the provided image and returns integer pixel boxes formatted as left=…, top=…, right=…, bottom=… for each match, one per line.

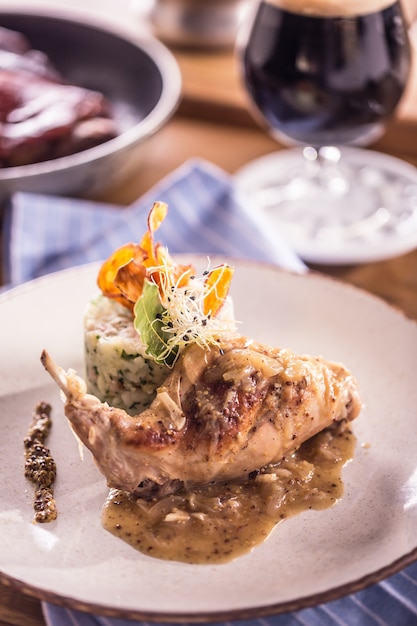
left=0, top=27, right=118, bottom=167
left=0, top=26, right=31, bottom=55
left=41, top=336, right=361, bottom=496
left=0, top=70, right=117, bottom=166
left=0, top=26, right=60, bottom=81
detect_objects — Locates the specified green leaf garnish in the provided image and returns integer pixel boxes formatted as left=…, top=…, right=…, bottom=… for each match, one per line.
left=133, top=280, right=178, bottom=366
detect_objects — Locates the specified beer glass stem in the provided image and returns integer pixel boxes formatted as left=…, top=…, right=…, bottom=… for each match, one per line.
left=303, top=146, right=349, bottom=196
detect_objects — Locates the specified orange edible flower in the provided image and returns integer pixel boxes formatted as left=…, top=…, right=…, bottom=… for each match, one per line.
left=97, top=202, right=196, bottom=310
left=97, top=243, right=145, bottom=308
left=203, top=264, right=234, bottom=317
left=111, top=260, right=148, bottom=306
left=139, top=201, right=168, bottom=267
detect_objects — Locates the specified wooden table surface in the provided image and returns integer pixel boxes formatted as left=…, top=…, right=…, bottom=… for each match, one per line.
left=1, top=1, right=417, bottom=624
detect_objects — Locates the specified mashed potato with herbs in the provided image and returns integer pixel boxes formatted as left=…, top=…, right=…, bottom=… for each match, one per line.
left=84, top=295, right=169, bottom=415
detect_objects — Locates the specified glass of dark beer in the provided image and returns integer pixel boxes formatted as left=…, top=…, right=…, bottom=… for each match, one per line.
left=237, top=0, right=413, bottom=263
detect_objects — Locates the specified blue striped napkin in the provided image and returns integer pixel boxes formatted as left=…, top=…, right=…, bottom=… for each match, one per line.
left=2, top=158, right=416, bottom=626
left=2, top=158, right=305, bottom=286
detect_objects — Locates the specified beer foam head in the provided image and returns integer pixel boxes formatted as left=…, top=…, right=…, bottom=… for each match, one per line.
left=265, top=0, right=396, bottom=18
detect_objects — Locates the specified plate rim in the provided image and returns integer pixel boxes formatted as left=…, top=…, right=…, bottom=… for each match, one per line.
left=1, top=545, right=417, bottom=623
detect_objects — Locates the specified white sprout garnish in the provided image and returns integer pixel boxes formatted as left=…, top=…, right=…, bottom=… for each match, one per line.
left=145, top=258, right=238, bottom=365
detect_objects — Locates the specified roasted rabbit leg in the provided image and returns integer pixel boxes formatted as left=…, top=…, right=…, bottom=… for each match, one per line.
left=41, top=336, right=361, bottom=497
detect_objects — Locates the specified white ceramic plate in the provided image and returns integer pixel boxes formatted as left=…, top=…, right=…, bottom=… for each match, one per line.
left=235, top=148, right=417, bottom=265
left=1, top=259, right=417, bottom=621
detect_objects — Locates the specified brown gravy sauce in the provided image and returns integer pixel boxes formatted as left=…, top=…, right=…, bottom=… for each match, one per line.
left=102, top=421, right=355, bottom=564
